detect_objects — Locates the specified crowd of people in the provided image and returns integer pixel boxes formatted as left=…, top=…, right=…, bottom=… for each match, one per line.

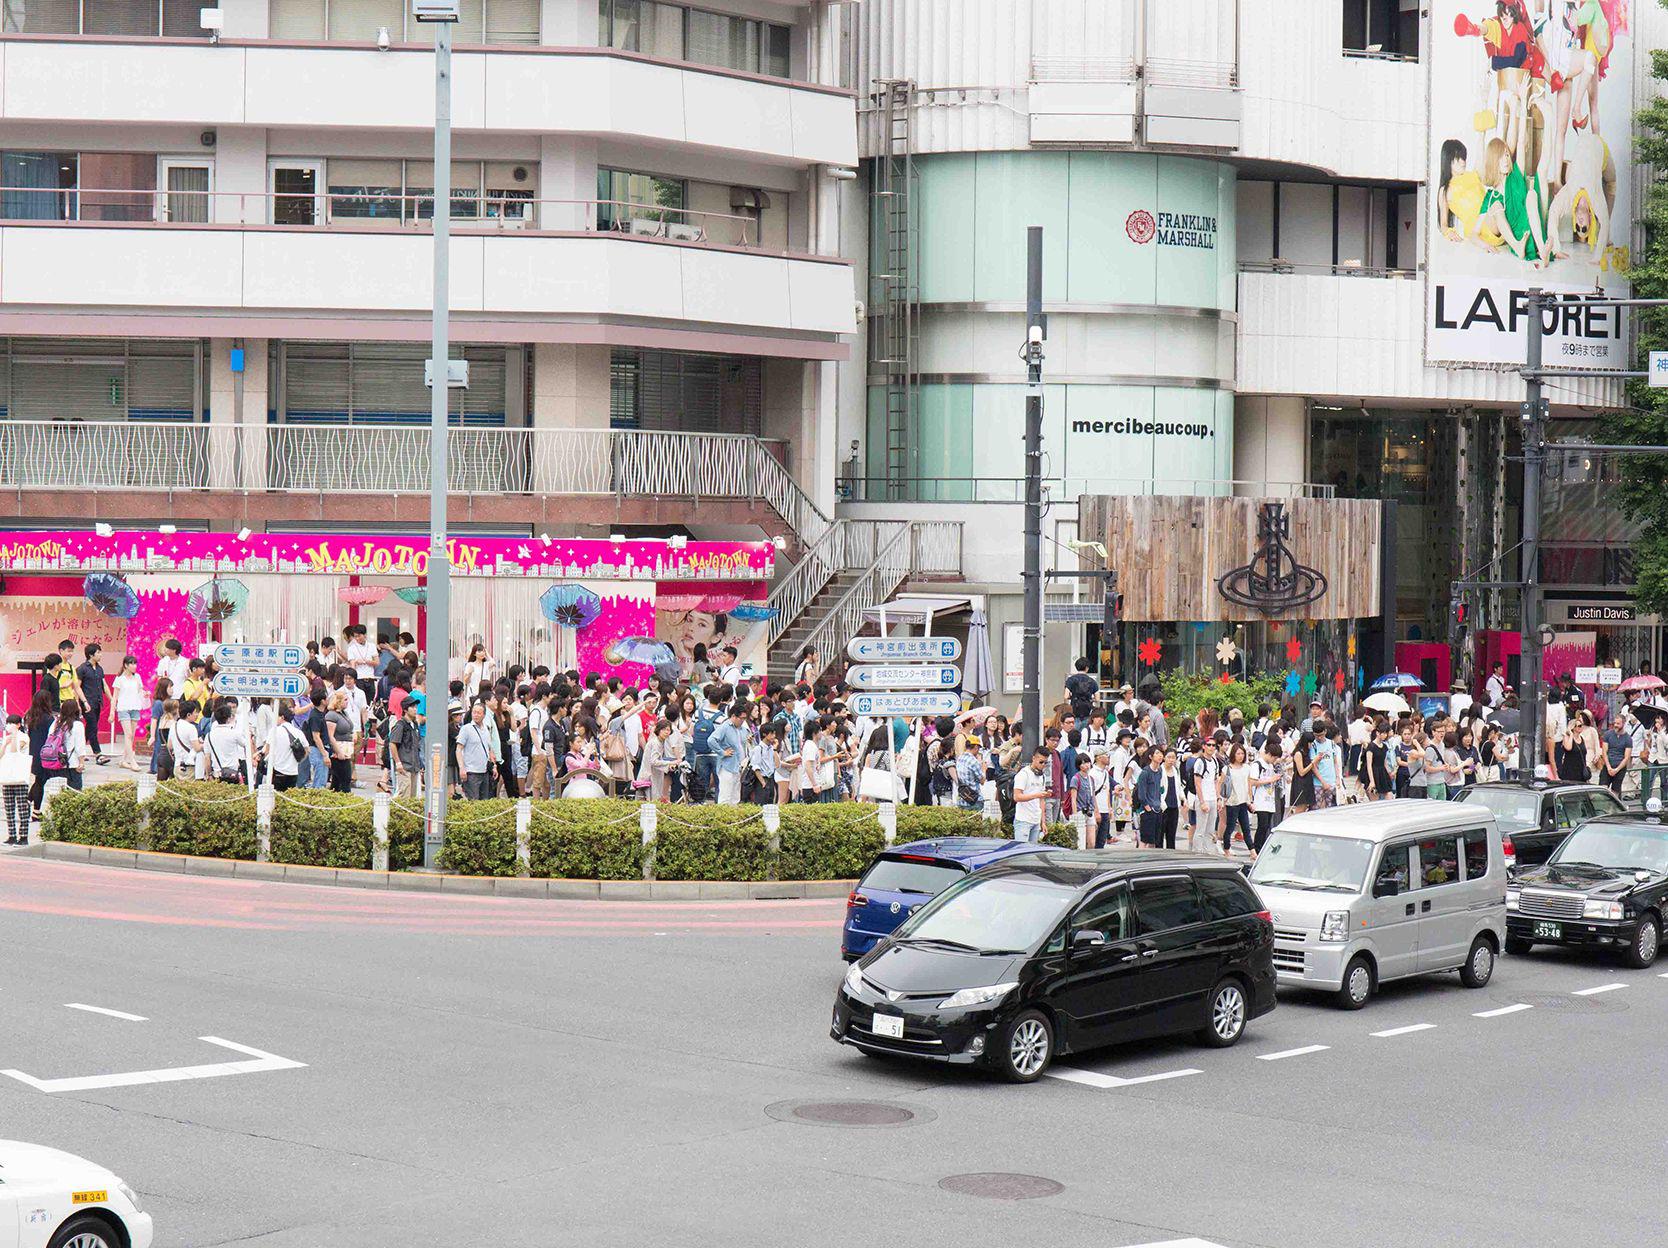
left=8, top=626, right=1668, bottom=855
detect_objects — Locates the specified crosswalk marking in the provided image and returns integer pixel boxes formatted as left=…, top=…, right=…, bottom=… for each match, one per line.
left=1370, top=1023, right=1435, bottom=1038
left=1572, top=983, right=1628, bottom=996
left=1046, top=1066, right=1202, bottom=1089
left=1474, top=1003, right=1533, bottom=1018
left=1256, top=1044, right=1329, bottom=1061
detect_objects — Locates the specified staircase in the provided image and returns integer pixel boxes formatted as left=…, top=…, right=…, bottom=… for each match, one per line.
left=767, top=570, right=867, bottom=684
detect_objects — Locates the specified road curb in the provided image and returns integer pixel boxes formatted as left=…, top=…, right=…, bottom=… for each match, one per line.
left=12, top=840, right=854, bottom=900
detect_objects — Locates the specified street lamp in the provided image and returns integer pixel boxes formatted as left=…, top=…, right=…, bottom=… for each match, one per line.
left=415, top=0, right=460, bottom=867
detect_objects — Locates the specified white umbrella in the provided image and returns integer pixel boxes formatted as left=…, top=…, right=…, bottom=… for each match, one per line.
left=1362, top=691, right=1410, bottom=714
left=963, top=608, right=995, bottom=702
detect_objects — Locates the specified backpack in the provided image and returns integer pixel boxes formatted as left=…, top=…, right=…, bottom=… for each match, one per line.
left=691, top=708, right=721, bottom=757
left=287, top=723, right=308, bottom=766
left=39, top=723, right=65, bottom=771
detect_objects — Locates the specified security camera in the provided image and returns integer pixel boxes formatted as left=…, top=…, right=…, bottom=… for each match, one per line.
left=377, top=25, right=391, bottom=49
left=1028, top=324, right=1044, bottom=346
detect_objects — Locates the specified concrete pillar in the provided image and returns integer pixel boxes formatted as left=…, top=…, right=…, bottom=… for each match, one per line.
left=221, top=0, right=271, bottom=39
left=538, top=135, right=596, bottom=231
left=1232, top=395, right=1308, bottom=497
left=211, top=127, right=269, bottom=225
left=208, top=337, right=270, bottom=490
left=540, top=0, right=592, bottom=45
left=531, top=343, right=611, bottom=494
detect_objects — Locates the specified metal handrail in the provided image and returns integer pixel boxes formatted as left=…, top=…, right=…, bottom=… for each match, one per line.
left=796, top=521, right=914, bottom=666
left=836, top=474, right=1337, bottom=501
left=1240, top=259, right=1417, bottom=280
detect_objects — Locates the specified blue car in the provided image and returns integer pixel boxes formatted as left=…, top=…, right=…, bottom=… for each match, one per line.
left=841, top=837, right=1051, bottom=961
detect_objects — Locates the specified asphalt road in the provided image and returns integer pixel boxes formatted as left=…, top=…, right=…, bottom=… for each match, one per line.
left=2, top=855, right=1665, bottom=1248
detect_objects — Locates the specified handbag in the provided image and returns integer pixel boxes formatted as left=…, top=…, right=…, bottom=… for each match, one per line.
left=206, top=735, right=240, bottom=784
left=0, top=744, right=31, bottom=787
left=859, top=765, right=902, bottom=802
left=603, top=729, right=628, bottom=765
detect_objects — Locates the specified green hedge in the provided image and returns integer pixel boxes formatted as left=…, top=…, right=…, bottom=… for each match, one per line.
left=42, top=783, right=1085, bottom=878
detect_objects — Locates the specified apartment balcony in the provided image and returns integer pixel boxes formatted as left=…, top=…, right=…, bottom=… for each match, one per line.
left=0, top=38, right=857, bottom=168
left=0, top=421, right=829, bottom=536
left=0, top=194, right=854, bottom=352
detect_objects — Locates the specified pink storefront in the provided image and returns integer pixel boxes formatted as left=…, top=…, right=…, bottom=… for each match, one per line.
left=0, top=529, right=775, bottom=720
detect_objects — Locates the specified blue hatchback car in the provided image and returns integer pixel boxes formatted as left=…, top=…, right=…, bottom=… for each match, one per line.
left=841, top=837, right=1051, bottom=961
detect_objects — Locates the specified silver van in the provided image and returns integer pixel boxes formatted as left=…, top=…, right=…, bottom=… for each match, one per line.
left=1247, top=803, right=1507, bottom=1009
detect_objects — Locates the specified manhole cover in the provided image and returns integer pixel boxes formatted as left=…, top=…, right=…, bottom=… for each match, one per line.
left=1490, top=990, right=1628, bottom=1014
left=938, top=1173, right=1064, bottom=1201
left=765, top=1099, right=935, bottom=1128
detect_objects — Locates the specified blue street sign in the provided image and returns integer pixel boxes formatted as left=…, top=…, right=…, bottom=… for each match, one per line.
left=215, top=643, right=305, bottom=669
left=214, top=671, right=306, bottom=698
left=846, top=636, right=962, bottom=663
left=847, top=663, right=961, bottom=690
left=847, top=691, right=963, bottom=717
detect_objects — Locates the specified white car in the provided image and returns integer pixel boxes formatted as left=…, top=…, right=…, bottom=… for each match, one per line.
left=0, top=1141, right=152, bottom=1248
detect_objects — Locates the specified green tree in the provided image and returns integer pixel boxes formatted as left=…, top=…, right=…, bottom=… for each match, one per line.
left=1598, top=31, right=1668, bottom=613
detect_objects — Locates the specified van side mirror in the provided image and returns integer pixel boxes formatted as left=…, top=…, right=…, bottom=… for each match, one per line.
left=1373, top=877, right=1400, bottom=899
left=1071, top=929, right=1107, bottom=949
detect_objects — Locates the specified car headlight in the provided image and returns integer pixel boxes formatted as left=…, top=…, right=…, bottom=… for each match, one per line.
left=1583, top=899, right=1624, bottom=921
left=1318, top=911, right=1351, bottom=942
left=117, top=1180, right=143, bottom=1213
left=938, top=982, right=1018, bottom=1010
left=1505, top=888, right=1520, bottom=912
left=843, top=962, right=865, bottom=996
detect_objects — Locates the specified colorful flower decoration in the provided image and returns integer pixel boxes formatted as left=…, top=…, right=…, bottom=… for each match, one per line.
left=1347, top=633, right=1357, bottom=658
left=1357, top=668, right=1367, bottom=691
left=1192, top=621, right=1209, bottom=632
left=1137, top=637, right=1163, bottom=667
left=1271, top=621, right=1284, bottom=634
left=1215, top=636, right=1238, bottom=665
left=1302, top=671, right=1318, bottom=697
left=1333, top=669, right=1347, bottom=693
left=540, top=584, right=604, bottom=629
left=83, top=573, right=140, bottom=620
left=1284, top=670, right=1301, bottom=696
left=187, top=577, right=249, bottom=623
left=1285, top=635, right=1303, bottom=663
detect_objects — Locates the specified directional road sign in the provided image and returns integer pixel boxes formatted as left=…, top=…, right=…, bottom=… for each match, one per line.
left=215, top=644, right=305, bottom=669
left=847, top=663, right=961, bottom=690
left=846, top=636, right=962, bottom=663
left=847, top=691, right=963, bottom=718
left=214, top=671, right=306, bottom=698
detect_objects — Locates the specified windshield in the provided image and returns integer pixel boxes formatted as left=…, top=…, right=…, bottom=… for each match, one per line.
left=1549, top=823, right=1668, bottom=875
left=891, top=873, right=1075, bottom=953
left=1456, top=787, right=1540, bottom=830
left=859, top=857, right=964, bottom=897
left=1249, top=831, right=1375, bottom=893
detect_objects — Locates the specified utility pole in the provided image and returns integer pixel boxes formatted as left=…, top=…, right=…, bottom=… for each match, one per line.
left=419, top=0, right=458, bottom=867
left=1021, top=227, right=1045, bottom=757
left=1521, top=290, right=1547, bottom=780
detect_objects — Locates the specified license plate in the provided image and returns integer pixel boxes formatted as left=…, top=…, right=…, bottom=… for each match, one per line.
left=1533, top=920, right=1562, bottom=939
left=871, top=1012, right=904, bottom=1039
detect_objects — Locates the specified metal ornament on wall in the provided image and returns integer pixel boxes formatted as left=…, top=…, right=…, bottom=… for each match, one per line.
left=1216, top=502, right=1328, bottom=615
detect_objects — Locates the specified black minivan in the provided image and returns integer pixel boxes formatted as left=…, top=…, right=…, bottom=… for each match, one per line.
left=831, top=850, right=1277, bottom=1082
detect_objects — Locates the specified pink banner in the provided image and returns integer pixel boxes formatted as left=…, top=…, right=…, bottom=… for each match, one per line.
left=0, top=530, right=773, bottom=581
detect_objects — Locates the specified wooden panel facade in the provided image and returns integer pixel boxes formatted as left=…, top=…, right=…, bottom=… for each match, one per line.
left=1077, top=495, right=1383, bottom=622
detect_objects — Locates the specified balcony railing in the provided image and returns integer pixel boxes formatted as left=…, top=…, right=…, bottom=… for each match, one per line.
left=1239, top=259, right=1417, bottom=280
left=0, top=189, right=785, bottom=251
left=837, top=475, right=1336, bottom=502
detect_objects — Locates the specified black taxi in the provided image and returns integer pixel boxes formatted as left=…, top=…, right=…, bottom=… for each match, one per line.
left=1454, top=780, right=1624, bottom=870
left=1506, top=811, right=1668, bottom=968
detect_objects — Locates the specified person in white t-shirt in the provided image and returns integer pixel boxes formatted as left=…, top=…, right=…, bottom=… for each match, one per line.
left=1012, top=749, right=1050, bottom=843
left=1249, top=740, right=1281, bottom=858
left=1450, top=683, right=1474, bottom=719
left=171, top=705, right=204, bottom=780
left=344, top=626, right=378, bottom=701
left=157, top=640, right=191, bottom=705
left=112, top=654, right=148, bottom=771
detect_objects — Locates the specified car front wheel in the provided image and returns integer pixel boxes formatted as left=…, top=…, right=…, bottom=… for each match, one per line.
left=1195, top=978, right=1248, bottom=1047
left=1459, top=936, right=1495, bottom=988
left=1335, top=955, right=1373, bottom=1010
left=1623, top=914, right=1661, bottom=970
left=1504, top=936, right=1533, bottom=956
left=997, top=1009, right=1053, bottom=1083
left=49, top=1214, right=121, bottom=1248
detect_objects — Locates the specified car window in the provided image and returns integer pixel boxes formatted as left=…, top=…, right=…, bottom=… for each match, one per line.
left=1593, top=792, right=1625, bottom=817
left=859, top=857, right=963, bottom=897
left=1071, top=885, right=1131, bottom=943
left=1554, top=797, right=1576, bottom=830
left=1132, top=876, right=1204, bottom=934
left=1462, top=829, right=1489, bottom=881
left=1575, top=794, right=1601, bottom=823
left=1373, top=843, right=1414, bottom=897
left=1198, top=873, right=1259, bottom=921
left=1416, top=835, right=1462, bottom=888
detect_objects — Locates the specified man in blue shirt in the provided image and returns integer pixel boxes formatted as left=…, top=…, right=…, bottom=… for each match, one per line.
left=1313, top=723, right=1340, bottom=808
left=710, top=702, right=748, bottom=805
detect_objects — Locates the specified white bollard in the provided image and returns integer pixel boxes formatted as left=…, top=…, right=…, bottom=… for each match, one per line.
left=762, top=803, right=781, bottom=879
left=256, top=783, right=275, bottom=863
left=1071, top=811, right=1088, bottom=850
left=878, top=801, right=897, bottom=847
left=639, top=802, right=658, bottom=881
left=371, top=791, right=390, bottom=872
left=515, top=797, right=531, bottom=878
left=135, top=771, right=157, bottom=851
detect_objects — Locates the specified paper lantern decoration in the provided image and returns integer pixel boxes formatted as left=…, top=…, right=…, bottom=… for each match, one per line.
left=1215, top=637, right=1238, bottom=665
left=83, top=573, right=141, bottom=620
left=187, top=577, right=249, bottom=624
left=603, top=636, right=677, bottom=668
left=540, top=584, right=603, bottom=629
left=729, top=602, right=777, bottom=622
left=1137, top=637, right=1163, bottom=667
left=657, top=591, right=706, bottom=612
left=337, top=584, right=389, bottom=607
left=1284, top=635, right=1303, bottom=663
left=394, top=585, right=428, bottom=606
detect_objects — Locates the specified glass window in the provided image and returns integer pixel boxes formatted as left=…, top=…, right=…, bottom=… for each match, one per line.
left=891, top=874, right=1076, bottom=954
left=687, top=7, right=757, bottom=72
left=1554, top=796, right=1577, bottom=830
left=326, top=0, right=402, bottom=41
left=601, top=0, right=638, bottom=47
left=484, top=0, right=537, bottom=42
left=1198, top=873, right=1258, bottom=921
left=1249, top=831, right=1375, bottom=893
left=640, top=0, right=684, bottom=57
left=1, top=153, right=76, bottom=222
left=1593, top=792, right=1625, bottom=817
left=162, top=0, right=209, bottom=35
left=407, top=161, right=482, bottom=220
left=596, top=167, right=685, bottom=231
left=83, top=0, right=159, bottom=36
left=78, top=154, right=157, bottom=223
left=483, top=162, right=535, bottom=223
left=1455, top=786, right=1541, bottom=831
left=328, top=159, right=404, bottom=221
left=763, top=21, right=789, bottom=77
left=1372, top=843, right=1413, bottom=896
left=1462, top=830, right=1489, bottom=881
left=1416, top=835, right=1462, bottom=889
left=1071, top=885, right=1131, bottom=943
left=858, top=856, right=962, bottom=897
left=270, top=0, right=325, bottom=37
left=1551, top=822, right=1668, bottom=874
left=2, top=0, right=78, bottom=31
left=1133, top=876, right=1203, bottom=935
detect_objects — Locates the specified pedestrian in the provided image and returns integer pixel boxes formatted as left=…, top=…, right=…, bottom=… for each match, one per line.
left=455, top=702, right=495, bottom=799
left=793, top=645, right=821, bottom=687
left=388, top=700, right=424, bottom=798
left=1600, top=714, right=1632, bottom=798
left=1012, top=747, right=1050, bottom=843
left=157, top=636, right=190, bottom=699
left=1288, top=730, right=1317, bottom=814
left=1249, top=740, right=1280, bottom=856
left=264, top=703, right=307, bottom=792
left=0, top=715, right=33, bottom=844
left=1221, top=742, right=1252, bottom=855
left=957, top=735, right=987, bottom=815
left=638, top=718, right=678, bottom=802
left=1427, top=730, right=1458, bottom=801
left=324, top=691, right=358, bottom=793
left=1362, top=722, right=1394, bottom=800
left=1312, top=724, right=1340, bottom=809
left=1485, top=661, right=1507, bottom=708
left=1064, top=657, right=1098, bottom=722
left=1157, top=748, right=1183, bottom=849
left=709, top=701, right=748, bottom=805
left=76, top=643, right=108, bottom=764
left=1191, top=737, right=1221, bottom=853
left=203, top=702, right=246, bottom=784
left=110, top=654, right=147, bottom=771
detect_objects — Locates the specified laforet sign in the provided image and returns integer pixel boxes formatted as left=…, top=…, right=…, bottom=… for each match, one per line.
left=1076, top=496, right=1383, bottom=623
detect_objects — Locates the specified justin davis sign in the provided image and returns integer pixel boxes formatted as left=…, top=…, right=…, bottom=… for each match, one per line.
left=1568, top=605, right=1636, bottom=623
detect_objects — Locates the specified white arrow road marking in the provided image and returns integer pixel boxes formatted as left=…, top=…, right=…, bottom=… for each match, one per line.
left=1474, top=1003, right=1533, bottom=1018
left=1, top=1036, right=305, bottom=1094
left=65, top=1004, right=148, bottom=1022
left=1370, top=1023, right=1436, bottom=1038
left=1045, top=1066, right=1202, bottom=1089
left=1256, top=1044, right=1329, bottom=1062
left=1572, top=983, right=1628, bottom=996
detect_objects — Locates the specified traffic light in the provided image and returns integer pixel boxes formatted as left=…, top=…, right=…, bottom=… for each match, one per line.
left=1452, top=599, right=1468, bottom=629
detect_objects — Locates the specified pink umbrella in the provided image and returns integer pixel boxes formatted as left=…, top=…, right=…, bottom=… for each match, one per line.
left=337, top=584, right=389, bottom=607
left=1618, top=674, right=1666, bottom=692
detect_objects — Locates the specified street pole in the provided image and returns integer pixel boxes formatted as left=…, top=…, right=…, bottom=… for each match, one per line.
left=1521, top=290, right=1547, bottom=780
left=422, top=6, right=455, bottom=867
left=1021, top=226, right=1045, bottom=758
